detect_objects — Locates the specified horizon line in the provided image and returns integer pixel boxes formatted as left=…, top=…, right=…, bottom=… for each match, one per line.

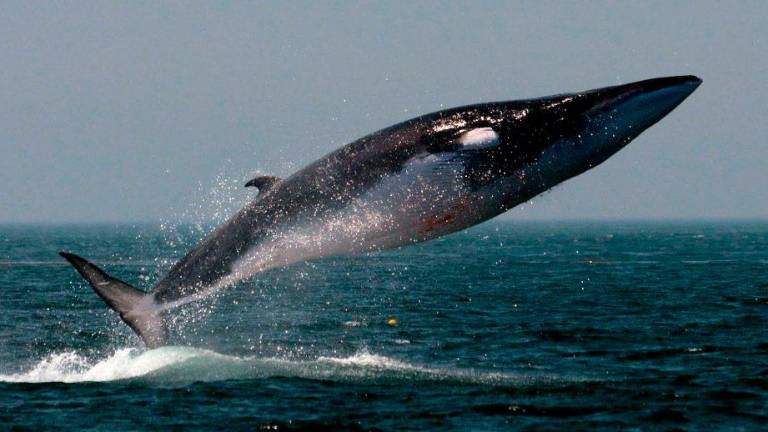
left=2, top=217, right=768, bottom=226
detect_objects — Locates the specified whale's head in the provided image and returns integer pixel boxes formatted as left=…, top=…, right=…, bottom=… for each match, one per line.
left=418, top=75, right=701, bottom=214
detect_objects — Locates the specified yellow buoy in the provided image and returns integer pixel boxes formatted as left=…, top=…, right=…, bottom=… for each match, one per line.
left=386, top=317, right=398, bottom=327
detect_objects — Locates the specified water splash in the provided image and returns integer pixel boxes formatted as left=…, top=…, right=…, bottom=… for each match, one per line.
left=0, top=348, right=207, bottom=383
left=155, top=163, right=255, bottom=269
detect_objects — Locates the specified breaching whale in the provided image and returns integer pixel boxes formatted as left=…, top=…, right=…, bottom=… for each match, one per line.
left=60, top=76, right=701, bottom=348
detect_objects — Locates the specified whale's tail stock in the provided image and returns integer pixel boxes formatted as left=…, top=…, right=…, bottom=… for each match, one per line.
left=59, top=252, right=168, bottom=348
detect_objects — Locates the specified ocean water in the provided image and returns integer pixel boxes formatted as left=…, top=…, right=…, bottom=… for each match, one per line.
left=0, top=221, right=766, bottom=430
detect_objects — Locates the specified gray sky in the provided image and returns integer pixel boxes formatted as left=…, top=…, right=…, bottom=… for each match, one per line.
left=0, top=1, right=765, bottom=223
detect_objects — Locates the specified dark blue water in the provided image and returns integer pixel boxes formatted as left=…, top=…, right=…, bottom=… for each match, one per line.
left=1, top=221, right=767, bottom=430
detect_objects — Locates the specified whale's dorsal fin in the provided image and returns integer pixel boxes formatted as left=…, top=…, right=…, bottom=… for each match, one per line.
left=245, top=175, right=281, bottom=193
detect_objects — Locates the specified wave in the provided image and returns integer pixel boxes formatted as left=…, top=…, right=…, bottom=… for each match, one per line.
left=0, top=259, right=162, bottom=268
left=0, top=347, right=561, bottom=386
left=0, top=260, right=70, bottom=267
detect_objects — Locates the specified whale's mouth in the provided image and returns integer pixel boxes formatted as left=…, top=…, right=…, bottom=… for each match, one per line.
left=569, top=75, right=702, bottom=167
left=586, top=75, right=702, bottom=132
left=486, top=75, right=702, bottom=210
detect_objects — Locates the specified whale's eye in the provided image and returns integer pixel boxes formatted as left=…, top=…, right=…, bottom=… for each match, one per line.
left=458, top=127, right=499, bottom=149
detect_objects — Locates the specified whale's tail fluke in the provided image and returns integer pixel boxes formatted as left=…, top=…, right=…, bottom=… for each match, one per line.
left=59, top=252, right=168, bottom=348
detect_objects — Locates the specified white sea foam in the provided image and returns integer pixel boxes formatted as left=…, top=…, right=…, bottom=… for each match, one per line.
left=0, top=347, right=555, bottom=386
left=317, top=351, right=411, bottom=369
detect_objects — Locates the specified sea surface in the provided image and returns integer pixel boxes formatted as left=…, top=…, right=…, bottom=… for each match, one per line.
left=0, top=221, right=766, bottom=430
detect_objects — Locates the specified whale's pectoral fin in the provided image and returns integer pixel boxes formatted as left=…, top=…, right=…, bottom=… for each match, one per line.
left=59, top=252, right=167, bottom=348
left=244, top=175, right=282, bottom=194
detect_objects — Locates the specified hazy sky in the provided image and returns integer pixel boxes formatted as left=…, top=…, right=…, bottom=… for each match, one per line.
left=0, top=1, right=765, bottom=223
